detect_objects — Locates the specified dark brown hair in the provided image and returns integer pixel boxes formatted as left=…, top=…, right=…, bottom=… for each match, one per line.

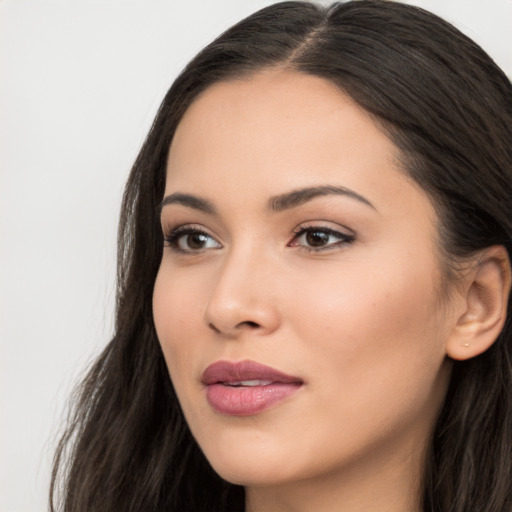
left=51, top=2, right=512, bottom=511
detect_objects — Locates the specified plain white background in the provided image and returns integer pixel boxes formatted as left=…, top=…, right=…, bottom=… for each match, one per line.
left=1, top=1, right=510, bottom=511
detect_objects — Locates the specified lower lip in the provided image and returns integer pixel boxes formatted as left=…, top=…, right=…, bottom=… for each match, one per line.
left=206, top=383, right=302, bottom=416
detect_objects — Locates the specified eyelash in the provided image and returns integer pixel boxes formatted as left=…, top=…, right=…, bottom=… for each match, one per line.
left=163, top=224, right=355, bottom=254
left=289, top=224, right=355, bottom=253
left=164, top=226, right=221, bottom=254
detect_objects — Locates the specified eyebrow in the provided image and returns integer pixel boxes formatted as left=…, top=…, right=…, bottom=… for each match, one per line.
left=159, top=193, right=217, bottom=214
left=267, top=185, right=376, bottom=212
left=159, top=185, right=376, bottom=215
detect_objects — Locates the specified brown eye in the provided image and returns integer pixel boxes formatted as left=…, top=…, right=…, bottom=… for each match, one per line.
left=165, top=228, right=222, bottom=253
left=185, top=233, right=209, bottom=250
left=290, top=226, right=355, bottom=252
left=305, top=230, right=330, bottom=247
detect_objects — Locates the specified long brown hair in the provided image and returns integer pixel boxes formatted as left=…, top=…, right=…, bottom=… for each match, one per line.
left=51, top=2, right=512, bottom=511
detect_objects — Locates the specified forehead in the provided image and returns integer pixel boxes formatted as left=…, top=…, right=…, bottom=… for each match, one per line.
left=165, top=69, right=433, bottom=222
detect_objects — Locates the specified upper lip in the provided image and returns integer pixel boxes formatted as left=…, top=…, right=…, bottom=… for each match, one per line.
left=201, top=360, right=303, bottom=385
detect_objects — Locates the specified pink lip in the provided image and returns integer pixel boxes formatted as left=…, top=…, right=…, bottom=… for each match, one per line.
left=201, top=360, right=303, bottom=416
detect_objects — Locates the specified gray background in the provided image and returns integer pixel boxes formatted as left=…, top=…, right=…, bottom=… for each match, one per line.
left=1, top=1, right=511, bottom=510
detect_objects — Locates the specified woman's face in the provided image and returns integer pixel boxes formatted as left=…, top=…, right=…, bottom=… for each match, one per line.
left=153, top=70, right=455, bottom=488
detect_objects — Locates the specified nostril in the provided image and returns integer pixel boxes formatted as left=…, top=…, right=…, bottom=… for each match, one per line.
left=207, top=319, right=263, bottom=335
left=208, top=323, right=221, bottom=333
left=238, top=321, right=260, bottom=329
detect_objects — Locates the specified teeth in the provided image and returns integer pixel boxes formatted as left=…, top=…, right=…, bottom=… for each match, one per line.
left=224, top=380, right=273, bottom=387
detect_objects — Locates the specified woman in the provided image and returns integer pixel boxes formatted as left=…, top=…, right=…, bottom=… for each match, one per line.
left=50, top=1, right=512, bottom=511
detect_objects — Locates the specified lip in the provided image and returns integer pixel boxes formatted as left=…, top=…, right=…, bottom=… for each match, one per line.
left=201, top=360, right=303, bottom=416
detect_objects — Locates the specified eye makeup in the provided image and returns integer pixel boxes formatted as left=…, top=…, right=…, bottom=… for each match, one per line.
left=164, top=225, right=222, bottom=253
left=162, top=221, right=356, bottom=256
left=288, top=223, right=356, bottom=253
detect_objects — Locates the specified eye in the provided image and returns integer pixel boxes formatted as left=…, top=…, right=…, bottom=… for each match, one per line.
left=289, top=225, right=355, bottom=252
left=164, top=227, right=222, bottom=253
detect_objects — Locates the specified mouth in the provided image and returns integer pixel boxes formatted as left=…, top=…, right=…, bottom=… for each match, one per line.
left=201, top=360, right=304, bottom=416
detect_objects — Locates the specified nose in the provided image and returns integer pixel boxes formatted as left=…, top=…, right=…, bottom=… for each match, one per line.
left=204, top=250, right=280, bottom=337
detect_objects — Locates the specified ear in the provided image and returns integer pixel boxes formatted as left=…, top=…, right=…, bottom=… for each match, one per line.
left=446, top=245, right=511, bottom=361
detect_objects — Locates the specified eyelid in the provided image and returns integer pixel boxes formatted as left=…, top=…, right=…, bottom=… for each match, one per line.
left=288, top=222, right=356, bottom=252
left=162, top=220, right=355, bottom=255
left=163, top=224, right=222, bottom=253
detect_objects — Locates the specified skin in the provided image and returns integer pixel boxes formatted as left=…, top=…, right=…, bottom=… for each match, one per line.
left=153, top=69, right=466, bottom=512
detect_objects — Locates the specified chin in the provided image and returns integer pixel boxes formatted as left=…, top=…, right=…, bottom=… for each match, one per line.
left=196, top=431, right=303, bottom=487
left=210, top=459, right=296, bottom=487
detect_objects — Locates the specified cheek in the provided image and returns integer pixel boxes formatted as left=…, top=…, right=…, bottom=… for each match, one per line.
left=287, top=251, right=447, bottom=405
left=266, top=255, right=449, bottom=470
left=152, top=267, right=206, bottom=380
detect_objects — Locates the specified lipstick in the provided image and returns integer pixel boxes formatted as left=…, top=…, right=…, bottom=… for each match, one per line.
left=201, top=360, right=303, bottom=416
